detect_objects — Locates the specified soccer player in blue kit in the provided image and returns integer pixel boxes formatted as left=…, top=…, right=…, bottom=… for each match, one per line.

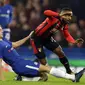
left=0, top=26, right=84, bottom=82
left=0, top=0, right=13, bottom=40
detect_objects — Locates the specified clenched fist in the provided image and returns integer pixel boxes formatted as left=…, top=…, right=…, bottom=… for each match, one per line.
left=75, top=38, right=84, bottom=44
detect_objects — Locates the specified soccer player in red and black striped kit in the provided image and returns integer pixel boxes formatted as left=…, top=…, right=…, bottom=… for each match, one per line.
left=30, top=8, right=84, bottom=74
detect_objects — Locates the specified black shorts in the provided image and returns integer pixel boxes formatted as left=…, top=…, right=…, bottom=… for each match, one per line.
left=43, top=37, right=59, bottom=51
left=30, top=34, right=59, bottom=59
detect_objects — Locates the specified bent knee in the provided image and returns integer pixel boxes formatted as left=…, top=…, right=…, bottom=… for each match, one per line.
left=39, top=59, right=47, bottom=65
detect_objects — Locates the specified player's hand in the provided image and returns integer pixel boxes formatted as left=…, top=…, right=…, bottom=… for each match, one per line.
left=75, top=38, right=84, bottom=44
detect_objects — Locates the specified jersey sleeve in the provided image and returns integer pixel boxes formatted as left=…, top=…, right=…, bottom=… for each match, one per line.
left=61, top=25, right=76, bottom=43
left=44, top=10, right=59, bottom=17
left=4, top=38, right=12, bottom=46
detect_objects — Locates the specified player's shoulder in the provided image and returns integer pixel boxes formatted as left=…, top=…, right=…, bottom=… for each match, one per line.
left=46, top=16, right=58, bottom=21
left=0, top=40, right=3, bottom=44
left=4, top=4, right=13, bottom=9
left=3, top=38, right=9, bottom=42
left=0, top=39, right=5, bottom=48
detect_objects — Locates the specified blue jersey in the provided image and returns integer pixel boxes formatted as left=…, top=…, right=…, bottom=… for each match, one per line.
left=0, top=4, right=13, bottom=29
left=0, top=39, right=21, bottom=66
left=0, top=39, right=40, bottom=76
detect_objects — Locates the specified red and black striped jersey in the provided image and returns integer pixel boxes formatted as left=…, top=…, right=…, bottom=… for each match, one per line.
left=34, top=10, right=75, bottom=43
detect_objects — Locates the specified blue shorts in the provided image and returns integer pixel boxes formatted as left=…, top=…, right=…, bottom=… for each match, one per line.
left=12, top=59, right=40, bottom=77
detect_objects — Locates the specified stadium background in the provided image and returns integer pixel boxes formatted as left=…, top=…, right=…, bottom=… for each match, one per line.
left=4, top=0, right=85, bottom=68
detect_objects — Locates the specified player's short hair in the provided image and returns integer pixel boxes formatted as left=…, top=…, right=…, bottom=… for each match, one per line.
left=61, top=7, right=72, bottom=12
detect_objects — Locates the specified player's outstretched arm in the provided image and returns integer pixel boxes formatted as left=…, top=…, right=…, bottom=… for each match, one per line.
left=62, top=29, right=76, bottom=43
left=44, top=10, right=59, bottom=17
left=60, top=25, right=75, bottom=43
left=12, top=31, right=34, bottom=48
left=0, top=59, right=5, bottom=81
left=62, top=29, right=84, bottom=45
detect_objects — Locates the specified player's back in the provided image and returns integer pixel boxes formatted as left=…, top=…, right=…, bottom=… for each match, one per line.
left=0, top=39, right=21, bottom=66
left=0, top=4, right=13, bottom=28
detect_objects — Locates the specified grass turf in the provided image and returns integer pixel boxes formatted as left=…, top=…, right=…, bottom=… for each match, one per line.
left=0, top=72, right=85, bottom=85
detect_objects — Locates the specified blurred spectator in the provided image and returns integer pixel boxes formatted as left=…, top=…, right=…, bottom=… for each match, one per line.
left=29, top=10, right=42, bottom=30
left=78, top=19, right=85, bottom=30
left=42, top=0, right=49, bottom=10
left=78, top=19, right=85, bottom=47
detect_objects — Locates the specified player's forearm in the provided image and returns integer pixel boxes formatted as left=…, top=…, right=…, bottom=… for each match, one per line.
left=12, top=37, right=28, bottom=48
left=12, top=31, right=34, bottom=48
left=65, top=36, right=75, bottom=43
left=44, top=10, right=59, bottom=17
left=63, top=30, right=75, bottom=43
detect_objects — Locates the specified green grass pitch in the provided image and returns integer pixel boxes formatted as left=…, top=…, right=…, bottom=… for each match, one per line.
left=0, top=72, right=85, bottom=85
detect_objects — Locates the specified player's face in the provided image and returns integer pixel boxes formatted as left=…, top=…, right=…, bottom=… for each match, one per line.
left=60, top=11, right=73, bottom=23
left=0, top=26, right=3, bottom=39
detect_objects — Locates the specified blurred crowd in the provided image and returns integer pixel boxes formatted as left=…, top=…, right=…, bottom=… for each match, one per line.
left=10, top=0, right=49, bottom=42
left=9, top=0, right=85, bottom=47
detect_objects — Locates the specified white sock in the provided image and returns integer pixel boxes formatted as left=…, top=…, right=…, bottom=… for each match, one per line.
left=50, top=67, right=75, bottom=80
left=22, top=77, right=41, bottom=81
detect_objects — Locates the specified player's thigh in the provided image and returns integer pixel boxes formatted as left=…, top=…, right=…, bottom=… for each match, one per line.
left=30, top=37, right=44, bottom=55
left=44, top=38, right=65, bottom=58
left=13, top=60, right=40, bottom=77
left=30, top=38, right=47, bottom=64
left=44, top=37, right=59, bottom=51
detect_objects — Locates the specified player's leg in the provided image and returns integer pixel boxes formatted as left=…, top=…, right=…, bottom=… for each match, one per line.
left=39, top=65, right=75, bottom=80
left=30, top=36, right=47, bottom=65
left=30, top=35, right=48, bottom=81
left=35, top=54, right=47, bottom=65
left=13, top=60, right=41, bottom=81
left=15, top=37, right=48, bottom=81
left=53, top=46, right=72, bottom=74
left=32, top=42, right=49, bottom=81
left=13, top=59, right=85, bottom=82
left=34, top=50, right=49, bottom=81
left=44, top=37, right=72, bottom=74
left=39, top=64, right=85, bottom=82
left=14, top=59, right=48, bottom=81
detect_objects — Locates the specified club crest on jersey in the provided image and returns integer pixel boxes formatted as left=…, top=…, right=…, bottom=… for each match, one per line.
left=8, top=48, right=14, bottom=52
